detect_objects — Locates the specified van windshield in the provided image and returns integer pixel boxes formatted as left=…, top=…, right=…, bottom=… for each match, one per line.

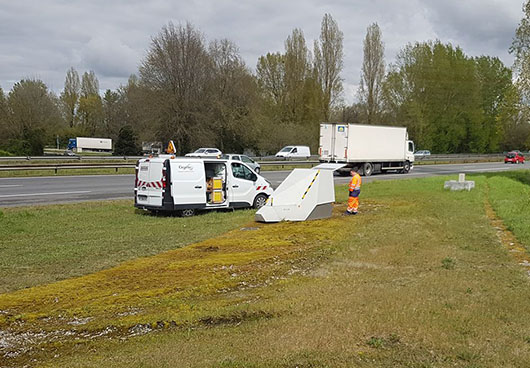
left=280, top=147, right=293, bottom=152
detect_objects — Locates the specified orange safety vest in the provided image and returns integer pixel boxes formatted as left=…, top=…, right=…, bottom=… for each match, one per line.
left=349, top=173, right=362, bottom=191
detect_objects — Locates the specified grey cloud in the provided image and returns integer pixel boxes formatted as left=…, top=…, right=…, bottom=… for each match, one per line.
left=0, top=0, right=525, bottom=102
left=422, top=0, right=521, bottom=63
left=81, top=36, right=139, bottom=78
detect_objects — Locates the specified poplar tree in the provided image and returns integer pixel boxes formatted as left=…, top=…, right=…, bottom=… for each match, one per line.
left=314, top=13, right=344, bottom=121
left=358, top=23, right=385, bottom=124
left=60, top=67, right=80, bottom=128
left=78, top=71, right=103, bottom=135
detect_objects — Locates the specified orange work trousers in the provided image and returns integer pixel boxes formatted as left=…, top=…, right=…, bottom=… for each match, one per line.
left=347, top=196, right=359, bottom=212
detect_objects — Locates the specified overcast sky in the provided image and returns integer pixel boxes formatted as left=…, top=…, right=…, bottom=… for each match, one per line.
left=0, top=0, right=525, bottom=103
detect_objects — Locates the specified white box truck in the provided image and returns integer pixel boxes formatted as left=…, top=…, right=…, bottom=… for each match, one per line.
left=319, top=123, right=415, bottom=176
left=68, top=137, right=112, bottom=152
left=134, top=155, right=273, bottom=216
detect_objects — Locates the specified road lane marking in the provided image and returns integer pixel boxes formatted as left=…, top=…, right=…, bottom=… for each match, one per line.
left=0, top=185, right=23, bottom=188
left=0, top=191, right=91, bottom=198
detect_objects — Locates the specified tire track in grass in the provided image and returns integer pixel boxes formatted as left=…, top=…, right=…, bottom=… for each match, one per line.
left=484, top=184, right=530, bottom=278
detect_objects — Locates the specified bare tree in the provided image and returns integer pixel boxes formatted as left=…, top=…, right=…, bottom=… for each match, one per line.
left=358, top=23, right=385, bottom=124
left=314, top=13, right=344, bottom=121
left=60, top=67, right=80, bottom=128
left=139, top=22, right=213, bottom=153
left=256, top=52, right=286, bottom=106
left=209, top=38, right=259, bottom=151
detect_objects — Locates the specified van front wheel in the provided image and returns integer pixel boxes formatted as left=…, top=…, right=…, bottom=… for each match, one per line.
left=253, top=194, right=268, bottom=209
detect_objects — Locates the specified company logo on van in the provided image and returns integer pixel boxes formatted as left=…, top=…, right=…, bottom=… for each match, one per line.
left=338, top=126, right=345, bottom=132
left=178, top=164, right=194, bottom=172
left=140, top=165, right=148, bottom=171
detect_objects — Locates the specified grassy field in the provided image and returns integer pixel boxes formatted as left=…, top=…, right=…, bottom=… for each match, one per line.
left=0, top=203, right=253, bottom=292
left=1, top=171, right=530, bottom=367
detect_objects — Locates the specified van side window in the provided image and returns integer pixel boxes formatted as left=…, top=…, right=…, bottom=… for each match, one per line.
left=408, top=142, right=414, bottom=152
left=292, top=148, right=297, bottom=153
left=232, top=163, right=254, bottom=181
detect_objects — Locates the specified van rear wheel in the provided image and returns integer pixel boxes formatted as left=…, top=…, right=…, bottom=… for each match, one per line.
left=180, top=208, right=195, bottom=217
left=253, top=194, right=268, bottom=209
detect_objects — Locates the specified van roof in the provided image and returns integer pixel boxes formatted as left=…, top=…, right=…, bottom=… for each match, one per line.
left=140, top=155, right=229, bottom=163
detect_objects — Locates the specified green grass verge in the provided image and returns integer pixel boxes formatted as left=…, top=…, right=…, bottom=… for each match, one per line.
left=0, top=202, right=253, bottom=293
left=484, top=170, right=530, bottom=251
left=1, top=172, right=530, bottom=367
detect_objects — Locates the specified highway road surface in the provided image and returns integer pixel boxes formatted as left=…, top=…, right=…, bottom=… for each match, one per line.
left=0, top=162, right=527, bottom=207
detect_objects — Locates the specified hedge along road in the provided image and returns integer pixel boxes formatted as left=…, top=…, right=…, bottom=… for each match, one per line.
left=0, top=161, right=527, bottom=207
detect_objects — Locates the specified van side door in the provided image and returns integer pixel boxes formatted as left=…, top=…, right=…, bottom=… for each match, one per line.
left=170, top=161, right=206, bottom=205
left=228, top=162, right=256, bottom=206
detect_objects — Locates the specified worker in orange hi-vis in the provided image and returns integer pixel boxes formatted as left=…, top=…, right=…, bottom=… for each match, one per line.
left=346, top=169, right=362, bottom=215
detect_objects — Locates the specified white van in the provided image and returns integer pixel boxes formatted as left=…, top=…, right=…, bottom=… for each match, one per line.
left=134, top=155, right=273, bottom=216
left=275, top=145, right=311, bottom=159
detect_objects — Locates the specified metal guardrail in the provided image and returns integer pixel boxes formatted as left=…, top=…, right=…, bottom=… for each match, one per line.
left=414, top=153, right=504, bottom=164
left=0, top=153, right=515, bottom=174
left=259, top=160, right=319, bottom=166
left=0, top=156, right=143, bottom=161
left=0, top=153, right=510, bottom=162
left=0, top=164, right=135, bottom=174
left=0, top=161, right=317, bottom=174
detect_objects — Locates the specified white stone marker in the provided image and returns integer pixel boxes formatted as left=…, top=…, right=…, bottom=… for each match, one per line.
left=444, top=173, right=475, bottom=191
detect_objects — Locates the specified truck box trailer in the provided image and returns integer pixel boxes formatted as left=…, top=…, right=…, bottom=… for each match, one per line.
left=68, top=137, right=112, bottom=152
left=319, top=123, right=415, bottom=176
left=134, top=155, right=273, bottom=216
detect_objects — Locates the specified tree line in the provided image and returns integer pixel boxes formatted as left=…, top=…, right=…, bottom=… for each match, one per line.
left=1, top=11, right=530, bottom=156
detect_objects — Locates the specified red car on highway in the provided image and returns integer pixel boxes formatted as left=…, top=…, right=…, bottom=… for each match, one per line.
left=504, top=151, right=525, bottom=164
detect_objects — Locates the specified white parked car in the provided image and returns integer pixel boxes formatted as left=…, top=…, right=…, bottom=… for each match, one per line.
left=221, top=154, right=261, bottom=173
left=275, top=145, right=311, bottom=159
left=185, top=148, right=222, bottom=158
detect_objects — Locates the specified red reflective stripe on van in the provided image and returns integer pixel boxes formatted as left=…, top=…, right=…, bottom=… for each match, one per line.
left=138, top=180, right=164, bottom=188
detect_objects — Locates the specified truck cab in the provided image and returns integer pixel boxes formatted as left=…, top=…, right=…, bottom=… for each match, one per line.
left=135, top=156, right=273, bottom=216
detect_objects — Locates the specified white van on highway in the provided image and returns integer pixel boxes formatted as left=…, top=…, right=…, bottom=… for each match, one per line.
left=275, top=145, right=311, bottom=159
left=134, top=155, right=273, bottom=216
